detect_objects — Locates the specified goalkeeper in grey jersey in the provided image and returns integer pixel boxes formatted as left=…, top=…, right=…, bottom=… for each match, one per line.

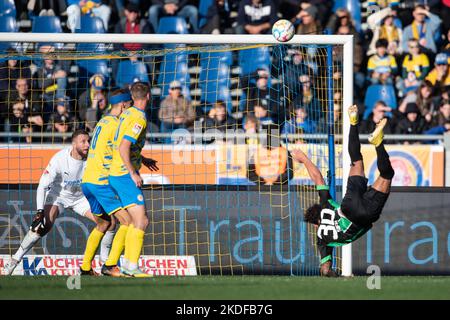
left=291, top=105, right=394, bottom=277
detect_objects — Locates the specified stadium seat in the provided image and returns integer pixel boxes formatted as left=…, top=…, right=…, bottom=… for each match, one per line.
left=238, top=47, right=271, bottom=76
left=157, top=16, right=189, bottom=34
left=75, top=16, right=106, bottom=52
left=157, top=52, right=190, bottom=97
left=77, top=59, right=109, bottom=79
left=0, top=15, right=18, bottom=51
left=116, top=60, right=149, bottom=89
left=31, top=16, right=63, bottom=33
left=199, top=0, right=214, bottom=29
left=363, top=84, right=397, bottom=120
left=78, top=15, right=105, bottom=33
left=332, top=0, right=362, bottom=33
left=199, top=51, right=232, bottom=113
left=31, top=16, right=63, bottom=49
left=0, top=0, right=16, bottom=18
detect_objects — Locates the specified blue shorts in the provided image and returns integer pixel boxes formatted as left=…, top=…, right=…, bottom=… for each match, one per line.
left=81, top=183, right=123, bottom=216
left=109, top=173, right=145, bottom=208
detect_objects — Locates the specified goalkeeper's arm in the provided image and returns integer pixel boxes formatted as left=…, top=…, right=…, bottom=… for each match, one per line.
left=291, top=149, right=325, bottom=186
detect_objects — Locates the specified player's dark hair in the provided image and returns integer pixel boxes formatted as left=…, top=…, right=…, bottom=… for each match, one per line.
left=130, top=82, right=150, bottom=100
left=71, top=129, right=89, bottom=140
left=304, top=204, right=321, bottom=225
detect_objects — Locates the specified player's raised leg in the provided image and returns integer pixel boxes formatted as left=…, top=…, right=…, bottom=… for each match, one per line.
left=347, top=104, right=365, bottom=177
left=3, top=204, right=59, bottom=275
left=368, top=118, right=394, bottom=193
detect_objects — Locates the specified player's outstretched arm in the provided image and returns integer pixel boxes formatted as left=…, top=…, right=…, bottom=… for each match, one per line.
left=291, top=149, right=325, bottom=186
left=119, top=139, right=143, bottom=187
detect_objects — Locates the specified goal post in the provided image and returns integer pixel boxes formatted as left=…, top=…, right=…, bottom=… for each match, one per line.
left=0, top=32, right=353, bottom=276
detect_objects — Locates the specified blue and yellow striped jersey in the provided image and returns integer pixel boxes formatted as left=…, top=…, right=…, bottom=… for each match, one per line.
left=82, top=115, right=119, bottom=185
left=110, top=106, right=147, bottom=177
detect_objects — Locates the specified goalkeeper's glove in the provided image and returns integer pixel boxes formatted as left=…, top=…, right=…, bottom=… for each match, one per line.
left=30, top=209, right=46, bottom=233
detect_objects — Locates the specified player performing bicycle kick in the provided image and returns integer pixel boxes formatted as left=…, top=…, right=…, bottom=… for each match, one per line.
left=291, top=105, right=394, bottom=277
left=2, top=129, right=116, bottom=275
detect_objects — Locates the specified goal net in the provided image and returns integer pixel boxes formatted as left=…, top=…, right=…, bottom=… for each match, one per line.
left=0, top=34, right=353, bottom=276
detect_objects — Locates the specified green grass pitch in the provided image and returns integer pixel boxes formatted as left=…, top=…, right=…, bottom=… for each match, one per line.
left=0, top=276, right=449, bottom=300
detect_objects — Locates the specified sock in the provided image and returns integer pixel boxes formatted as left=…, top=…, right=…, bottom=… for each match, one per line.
left=81, top=228, right=104, bottom=271
left=128, top=228, right=145, bottom=271
left=376, top=143, right=395, bottom=180
left=99, top=230, right=115, bottom=264
left=105, top=225, right=128, bottom=267
left=348, top=124, right=362, bottom=164
left=124, top=224, right=134, bottom=268
left=13, top=231, right=41, bottom=262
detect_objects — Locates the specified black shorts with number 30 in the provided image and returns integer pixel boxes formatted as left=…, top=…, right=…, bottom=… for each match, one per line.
left=340, top=176, right=389, bottom=227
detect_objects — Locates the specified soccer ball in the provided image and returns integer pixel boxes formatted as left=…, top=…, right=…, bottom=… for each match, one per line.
left=272, top=19, right=295, bottom=43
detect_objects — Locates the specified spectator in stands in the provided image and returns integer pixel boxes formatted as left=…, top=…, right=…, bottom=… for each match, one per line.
left=78, top=74, right=108, bottom=132
left=158, top=80, right=196, bottom=132
left=204, top=100, right=237, bottom=133
left=325, top=8, right=358, bottom=36
left=367, top=38, right=398, bottom=85
left=47, top=98, right=76, bottom=143
left=360, top=101, right=393, bottom=135
left=425, top=52, right=450, bottom=93
left=243, top=68, right=282, bottom=122
left=398, top=81, right=437, bottom=127
left=253, top=100, right=274, bottom=127
left=367, top=8, right=403, bottom=56
left=395, top=102, right=428, bottom=143
left=283, top=49, right=314, bottom=91
left=236, top=0, right=277, bottom=35
left=295, top=4, right=322, bottom=35
left=0, top=48, right=32, bottom=92
left=282, top=106, right=316, bottom=135
left=8, top=99, right=32, bottom=143
left=430, top=100, right=450, bottom=128
left=243, top=114, right=259, bottom=145
left=114, top=3, right=154, bottom=51
left=67, top=0, right=111, bottom=33
left=34, top=45, right=68, bottom=102
left=148, top=0, right=199, bottom=33
left=293, top=73, right=320, bottom=122
left=398, top=39, right=430, bottom=95
left=200, top=0, right=235, bottom=34
left=402, top=4, right=442, bottom=54
left=8, top=78, right=44, bottom=138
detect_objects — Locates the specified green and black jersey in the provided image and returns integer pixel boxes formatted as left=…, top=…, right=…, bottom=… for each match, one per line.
left=316, top=185, right=371, bottom=265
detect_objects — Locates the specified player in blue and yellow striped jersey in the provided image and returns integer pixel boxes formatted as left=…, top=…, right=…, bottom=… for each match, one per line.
left=109, top=82, right=158, bottom=277
left=81, top=89, right=134, bottom=277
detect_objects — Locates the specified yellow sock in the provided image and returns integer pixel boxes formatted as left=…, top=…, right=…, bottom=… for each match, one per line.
left=81, top=228, right=104, bottom=271
left=129, top=228, right=145, bottom=266
left=105, top=225, right=128, bottom=267
left=124, top=224, right=134, bottom=262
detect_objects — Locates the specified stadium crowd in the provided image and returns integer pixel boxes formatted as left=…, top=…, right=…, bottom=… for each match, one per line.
left=1, top=0, right=450, bottom=144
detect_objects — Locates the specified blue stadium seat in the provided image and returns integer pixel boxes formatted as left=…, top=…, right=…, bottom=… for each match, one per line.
left=32, top=16, right=62, bottom=33
left=31, top=16, right=63, bottom=49
left=363, top=84, right=397, bottom=119
left=199, top=0, right=214, bottom=29
left=333, top=0, right=362, bottom=33
left=116, top=60, right=149, bottom=89
left=238, top=47, right=270, bottom=76
left=0, top=0, right=16, bottom=18
left=78, top=15, right=105, bottom=33
left=75, top=16, right=106, bottom=52
left=77, top=59, right=109, bottom=79
left=199, top=51, right=232, bottom=113
left=0, top=15, right=18, bottom=51
left=157, top=16, right=189, bottom=34
left=158, top=52, right=190, bottom=97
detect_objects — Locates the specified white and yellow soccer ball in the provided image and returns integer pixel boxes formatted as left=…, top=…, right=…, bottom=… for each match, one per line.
left=272, top=19, right=295, bottom=43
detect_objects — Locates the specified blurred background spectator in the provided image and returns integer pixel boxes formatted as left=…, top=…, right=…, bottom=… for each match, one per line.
left=236, top=0, right=277, bottom=35
left=148, top=0, right=199, bottom=33
left=67, top=0, right=111, bottom=33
